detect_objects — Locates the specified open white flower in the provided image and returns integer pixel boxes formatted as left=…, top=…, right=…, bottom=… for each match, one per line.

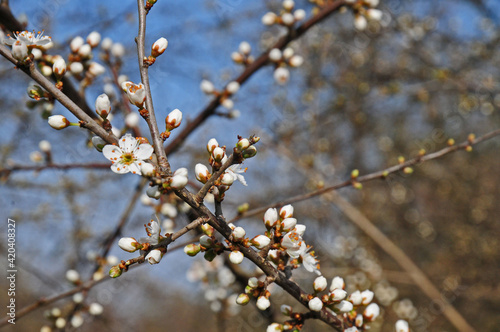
left=102, top=134, right=153, bottom=175
left=4, top=30, right=52, bottom=47
left=224, top=164, right=247, bottom=186
left=140, top=215, right=162, bottom=245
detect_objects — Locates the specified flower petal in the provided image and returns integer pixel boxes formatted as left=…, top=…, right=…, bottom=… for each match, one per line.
left=111, top=162, right=130, bottom=174
left=102, top=145, right=123, bottom=162
left=129, top=162, right=142, bottom=175
left=3, top=38, right=15, bottom=45
left=134, top=143, right=153, bottom=160
left=119, top=134, right=138, bottom=153
left=36, top=38, right=52, bottom=46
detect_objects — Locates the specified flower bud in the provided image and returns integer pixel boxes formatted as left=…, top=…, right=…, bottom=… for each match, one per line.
left=232, top=51, right=244, bottom=63
left=88, top=62, right=106, bottom=76
left=199, top=235, right=214, bottom=247
left=281, top=218, right=297, bottom=232
left=70, top=36, right=84, bottom=53
left=269, top=48, right=282, bottom=62
left=251, top=235, right=271, bottom=249
left=335, top=300, right=353, bottom=313
left=195, top=163, right=210, bottom=183
left=355, top=314, right=363, bottom=327
left=48, top=115, right=70, bottom=130
left=280, top=304, right=292, bottom=315
left=349, top=290, right=362, bottom=306
left=27, top=84, right=44, bottom=100
left=221, top=98, right=234, bottom=109
left=66, top=269, right=80, bottom=283
left=221, top=173, right=235, bottom=186
left=232, top=226, right=246, bottom=240
left=125, top=112, right=140, bottom=127
left=170, top=174, right=188, bottom=189
left=330, top=288, right=347, bottom=301
left=330, top=276, right=345, bottom=291
left=282, top=0, right=294, bottom=10
left=308, top=297, right=323, bottom=311
left=274, top=67, right=290, bottom=85
left=165, top=108, right=182, bottom=131
left=364, top=303, right=380, bottom=321
left=289, top=55, right=303, bottom=67
left=242, top=145, right=257, bottom=159
left=236, top=138, right=250, bottom=151
left=354, top=15, right=367, bottom=31
left=281, top=12, right=295, bottom=26
left=361, top=290, right=374, bottom=305
left=91, top=136, right=106, bottom=152
left=262, top=12, right=277, bottom=25
left=200, top=80, right=215, bottom=94
left=313, top=276, right=327, bottom=292
left=38, top=140, right=51, bottom=153
left=101, top=37, right=112, bottom=50
left=238, top=41, right=251, bottom=55
left=207, top=138, right=219, bottom=154
left=256, top=296, right=271, bottom=310
left=229, top=250, right=244, bottom=264
left=69, top=62, right=84, bottom=75
left=118, top=237, right=141, bottom=252
left=111, top=43, right=125, bottom=57
left=236, top=293, right=250, bottom=305
left=279, top=205, right=294, bottom=219
left=283, top=47, right=294, bottom=59
left=247, top=277, right=259, bottom=288
left=367, top=9, right=383, bottom=21
left=53, top=58, right=67, bottom=78
left=151, top=37, right=168, bottom=57
left=183, top=243, right=201, bottom=256
left=95, top=93, right=111, bottom=118
left=212, top=146, right=225, bottom=162
left=108, top=266, right=123, bottom=278
left=395, top=320, right=409, bottom=332
left=294, top=9, right=306, bottom=21
left=264, top=208, right=278, bottom=228
left=226, top=81, right=240, bottom=94
left=78, top=44, right=92, bottom=58
left=41, top=65, right=53, bottom=77
left=145, top=249, right=163, bottom=264
left=201, top=223, right=214, bottom=236
left=267, top=323, right=283, bottom=332
left=86, top=31, right=101, bottom=48
left=146, top=185, right=161, bottom=199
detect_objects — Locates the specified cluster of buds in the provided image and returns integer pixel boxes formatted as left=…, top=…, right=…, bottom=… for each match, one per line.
left=231, top=41, right=254, bottom=66
left=236, top=277, right=272, bottom=310
left=67, top=32, right=106, bottom=83
left=3, top=30, right=53, bottom=62
left=110, top=215, right=168, bottom=277
left=200, top=80, right=240, bottom=113
left=261, top=1, right=306, bottom=27
left=184, top=224, right=228, bottom=262
left=161, top=108, right=182, bottom=139
left=146, top=167, right=189, bottom=199
left=268, top=47, right=304, bottom=85
left=145, top=37, right=168, bottom=65
left=345, top=0, right=383, bottom=31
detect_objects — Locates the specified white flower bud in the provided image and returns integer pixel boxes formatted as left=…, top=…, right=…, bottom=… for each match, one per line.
left=308, top=297, right=323, bottom=311
left=274, top=67, right=290, bottom=85
left=221, top=98, right=234, bottom=109
left=195, top=163, right=210, bottom=183
left=231, top=51, right=244, bottom=63
left=151, top=37, right=168, bottom=57
left=232, top=226, right=246, bottom=240
left=70, top=36, right=84, bottom=53
left=282, top=47, right=294, bottom=59
left=364, top=303, right=380, bottom=321
left=88, top=303, right=103, bottom=315
left=236, top=138, right=250, bottom=151
left=313, top=276, right=327, bottom=292
left=279, top=205, right=294, bottom=219
left=281, top=13, right=295, bottom=26
left=145, top=249, right=163, bottom=264
left=330, top=288, right=347, bottom=301
left=236, top=293, right=250, bottom=305
left=65, top=269, right=80, bottom=283
left=280, top=304, right=292, bottom=315
left=256, top=296, right=271, bottom=310
left=118, top=237, right=140, bottom=252
left=124, top=82, right=146, bottom=108
left=184, top=244, right=201, bottom=256
left=269, top=48, right=282, bottom=62
left=41, top=65, right=52, bottom=77
left=212, top=146, right=225, bottom=162
left=170, top=174, right=188, bottom=189
left=38, top=140, right=51, bottom=153
left=31, top=48, right=42, bottom=60
left=78, top=44, right=92, bottom=58
left=165, top=108, right=182, bottom=130
left=281, top=218, right=297, bottom=232
left=117, top=75, right=128, bottom=86
left=345, top=327, right=359, bottom=332
left=238, top=41, right=251, bottom=55
left=283, top=0, right=294, bottom=10
left=367, top=9, right=383, bottom=21
left=365, top=0, right=379, bottom=7
left=95, top=93, right=111, bottom=118
left=335, top=300, right=353, bottom=312
left=69, top=62, right=84, bottom=75
left=395, top=320, right=409, bottom=332
left=349, top=290, right=363, bottom=305
left=294, top=9, right=306, bottom=21
left=229, top=251, right=244, bottom=264
left=29, top=151, right=42, bottom=163
left=207, top=138, right=219, bottom=153
left=289, top=55, right=304, bottom=67
left=111, top=43, right=125, bottom=57
left=86, top=31, right=101, bottom=48
left=264, top=208, right=278, bottom=228
left=53, top=58, right=66, bottom=78
left=199, top=235, right=214, bottom=247
left=70, top=314, right=84, bottom=328
left=101, top=37, right=112, bottom=51
left=267, top=323, right=283, bottom=332
left=221, top=173, right=235, bottom=186
left=354, top=15, right=367, bottom=31
left=248, top=277, right=258, bottom=288
left=48, top=115, right=70, bottom=130
left=88, top=62, right=106, bottom=76
left=73, top=293, right=84, bottom=303
left=125, top=112, right=140, bottom=127
left=146, top=185, right=161, bottom=199
left=361, top=290, right=374, bottom=305
left=355, top=314, right=363, bottom=327
left=55, top=317, right=66, bottom=329
left=161, top=203, right=177, bottom=218
left=294, top=224, right=306, bottom=236
left=251, top=235, right=271, bottom=249
left=262, top=12, right=277, bottom=25
left=200, top=79, right=215, bottom=94
left=330, top=276, right=345, bottom=291
left=226, top=81, right=240, bottom=94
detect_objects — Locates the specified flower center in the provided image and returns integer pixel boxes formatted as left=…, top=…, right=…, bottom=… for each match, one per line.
left=121, top=153, right=134, bottom=164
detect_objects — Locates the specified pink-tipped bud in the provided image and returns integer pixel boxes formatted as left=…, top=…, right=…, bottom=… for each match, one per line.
left=118, top=237, right=141, bottom=252
left=151, top=37, right=168, bottom=57
left=165, top=108, right=182, bottom=131
left=95, top=93, right=111, bottom=118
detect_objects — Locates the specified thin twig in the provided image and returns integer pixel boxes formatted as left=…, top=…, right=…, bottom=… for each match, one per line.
left=195, top=154, right=235, bottom=203
left=0, top=162, right=111, bottom=176
left=135, top=0, right=171, bottom=173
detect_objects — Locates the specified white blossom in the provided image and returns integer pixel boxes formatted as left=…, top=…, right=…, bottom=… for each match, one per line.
left=308, top=297, right=323, bottom=311
left=102, top=133, right=153, bottom=175
left=146, top=249, right=163, bottom=264
left=4, top=30, right=52, bottom=47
